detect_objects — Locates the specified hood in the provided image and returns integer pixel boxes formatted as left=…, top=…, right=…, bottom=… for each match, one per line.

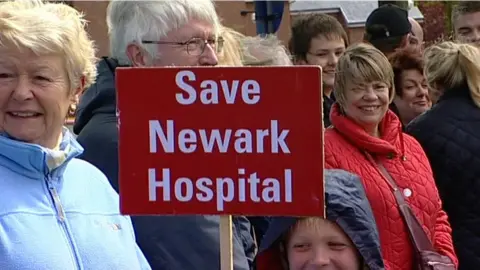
left=73, top=57, right=121, bottom=134
left=256, top=169, right=385, bottom=270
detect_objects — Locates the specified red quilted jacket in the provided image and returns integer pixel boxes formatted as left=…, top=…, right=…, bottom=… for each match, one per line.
left=325, top=104, right=458, bottom=270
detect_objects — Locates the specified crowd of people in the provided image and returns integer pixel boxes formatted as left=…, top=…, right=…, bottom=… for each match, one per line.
left=1, top=0, right=480, bottom=269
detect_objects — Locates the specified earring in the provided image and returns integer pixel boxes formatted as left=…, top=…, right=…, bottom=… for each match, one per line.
left=68, top=103, right=77, bottom=117
left=68, top=95, right=79, bottom=117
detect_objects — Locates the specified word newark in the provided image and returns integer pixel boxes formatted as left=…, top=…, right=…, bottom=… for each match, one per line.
left=148, top=168, right=293, bottom=211
left=149, top=120, right=290, bottom=154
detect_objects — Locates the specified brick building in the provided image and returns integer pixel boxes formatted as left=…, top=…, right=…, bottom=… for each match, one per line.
left=63, top=0, right=425, bottom=125
left=66, top=1, right=292, bottom=57
left=66, top=1, right=424, bottom=57
left=290, top=1, right=424, bottom=44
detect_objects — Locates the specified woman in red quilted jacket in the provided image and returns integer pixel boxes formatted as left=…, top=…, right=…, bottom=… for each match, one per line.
left=324, top=43, right=457, bottom=270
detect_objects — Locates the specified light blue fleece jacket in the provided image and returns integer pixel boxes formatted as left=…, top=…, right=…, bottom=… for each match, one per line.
left=0, top=128, right=151, bottom=270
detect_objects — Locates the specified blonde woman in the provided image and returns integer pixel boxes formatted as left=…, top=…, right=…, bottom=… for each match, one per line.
left=241, top=34, right=292, bottom=66
left=219, top=26, right=292, bottom=67
left=407, top=42, right=480, bottom=269
left=0, top=1, right=149, bottom=269
left=218, top=26, right=244, bottom=66
left=324, top=43, right=457, bottom=270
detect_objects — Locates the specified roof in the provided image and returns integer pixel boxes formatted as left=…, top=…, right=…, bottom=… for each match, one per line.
left=290, top=1, right=424, bottom=27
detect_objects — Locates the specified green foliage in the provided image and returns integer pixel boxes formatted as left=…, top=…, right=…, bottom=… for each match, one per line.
left=444, top=1, right=454, bottom=33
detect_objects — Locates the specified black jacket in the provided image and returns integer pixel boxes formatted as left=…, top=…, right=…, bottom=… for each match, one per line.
left=323, top=94, right=335, bottom=127
left=74, top=57, right=256, bottom=270
left=406, top=85, right=478, bottom=269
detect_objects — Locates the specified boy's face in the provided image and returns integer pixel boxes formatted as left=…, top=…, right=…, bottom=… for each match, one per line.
left=296, top=35, right=346, bottom=91
left=286, top=218, right=361, bottom=270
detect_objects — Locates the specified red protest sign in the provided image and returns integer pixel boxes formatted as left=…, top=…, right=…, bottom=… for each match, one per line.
left=116, top=67, right=324, bottom=216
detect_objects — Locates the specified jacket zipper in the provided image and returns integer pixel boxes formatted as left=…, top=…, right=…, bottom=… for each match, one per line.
left=46, top=177, right=81, bottom=269
left=427, top=261, right=455, bottom=266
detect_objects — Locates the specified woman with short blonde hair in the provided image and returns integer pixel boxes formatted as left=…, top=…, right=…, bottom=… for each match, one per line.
left=0, top=1, right=150, bottom=269
left=407, top=41, right=480, bottom=268
left=324, top=43, right=457, bottom=270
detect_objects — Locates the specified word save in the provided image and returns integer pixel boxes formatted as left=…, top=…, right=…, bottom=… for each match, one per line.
left=148, top=69, right=295, bottom=212
left=175, top=70, right=261, bottom=105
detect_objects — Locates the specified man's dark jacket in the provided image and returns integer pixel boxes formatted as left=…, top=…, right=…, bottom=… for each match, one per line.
left=74, top=57, right=256, bottom=270
left=406, top=85, right=479, bottom=270
left=323, top=94, right=335, bottom=127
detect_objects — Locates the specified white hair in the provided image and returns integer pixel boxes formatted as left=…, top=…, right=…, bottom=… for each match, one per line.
left=107, top=0, right=221, bottom=65
left=0, top=0, right=97, bottom=91
left=241, top=35, right=292, bottom=66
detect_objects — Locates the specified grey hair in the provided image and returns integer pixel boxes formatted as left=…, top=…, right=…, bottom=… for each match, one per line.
left=241, top=34, right=293, bottom=66
left=107, top=0, right=221, bottom=65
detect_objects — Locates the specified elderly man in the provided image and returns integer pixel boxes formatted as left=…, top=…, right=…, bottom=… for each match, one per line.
left=452, top=1, right=480, bottom=47
left=409, top=17, right=424, bottom=52
left=73, top=1, right=255, bottom=269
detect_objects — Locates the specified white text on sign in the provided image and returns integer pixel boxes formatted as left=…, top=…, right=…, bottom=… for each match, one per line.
left=175, top=70, right=261, bottom=105
left=149, top=120, right=290, bottom=154
left=148, top=70, right=295, bottom=212
left=148, top=168, right=292, bottom=211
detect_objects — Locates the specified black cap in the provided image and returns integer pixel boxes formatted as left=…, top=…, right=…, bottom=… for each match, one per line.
left=365, top=4, right=411, bottom=40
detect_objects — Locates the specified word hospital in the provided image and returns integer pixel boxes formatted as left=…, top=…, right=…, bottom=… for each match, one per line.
left=148, top=168, right=292, bottom=211
left=147, top=70, right=296, bottom=211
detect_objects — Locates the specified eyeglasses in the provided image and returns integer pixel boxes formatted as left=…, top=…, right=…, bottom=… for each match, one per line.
left=142, top=37, right=224, bottom=56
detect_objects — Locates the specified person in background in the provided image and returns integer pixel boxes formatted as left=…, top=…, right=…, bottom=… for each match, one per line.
left=241, top=33, right=293, bottom=246
left=452, top=1, right=480, bottom=47
left=218, top=27, right=293, bottom=247
left=218, top=26, right=243, bottom=66
left=73, top=1, right=255, bottom=269
left=364, top=4, right=412, bottom=58
left=288, top=13, right=348, bottom=127
left=388, top=48, right=430, bottom=128
left=0, top=1, right=150, bottom=269
left=408, top=17, right=424, bottom=52
left=324, top=43, right=457, bottom=270
left=255, top=169, right=385, bottom=270
left=241, top=35, right=292, bottom=66
left=219, top=27, right=292, bottom=67
left=406, top=41, right=480, bottom=270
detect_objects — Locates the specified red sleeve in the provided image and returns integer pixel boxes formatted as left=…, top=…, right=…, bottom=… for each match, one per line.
left=324, top=132, right=339, bottom=169
left=433, top=200, right=458, bottom=268
left=255, top=247, right=284, bottom=270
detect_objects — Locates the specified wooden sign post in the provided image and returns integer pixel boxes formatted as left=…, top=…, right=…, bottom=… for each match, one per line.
left=116, top=66, right=325, bottom=270
left=220, top=216, right=232, bottom=270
